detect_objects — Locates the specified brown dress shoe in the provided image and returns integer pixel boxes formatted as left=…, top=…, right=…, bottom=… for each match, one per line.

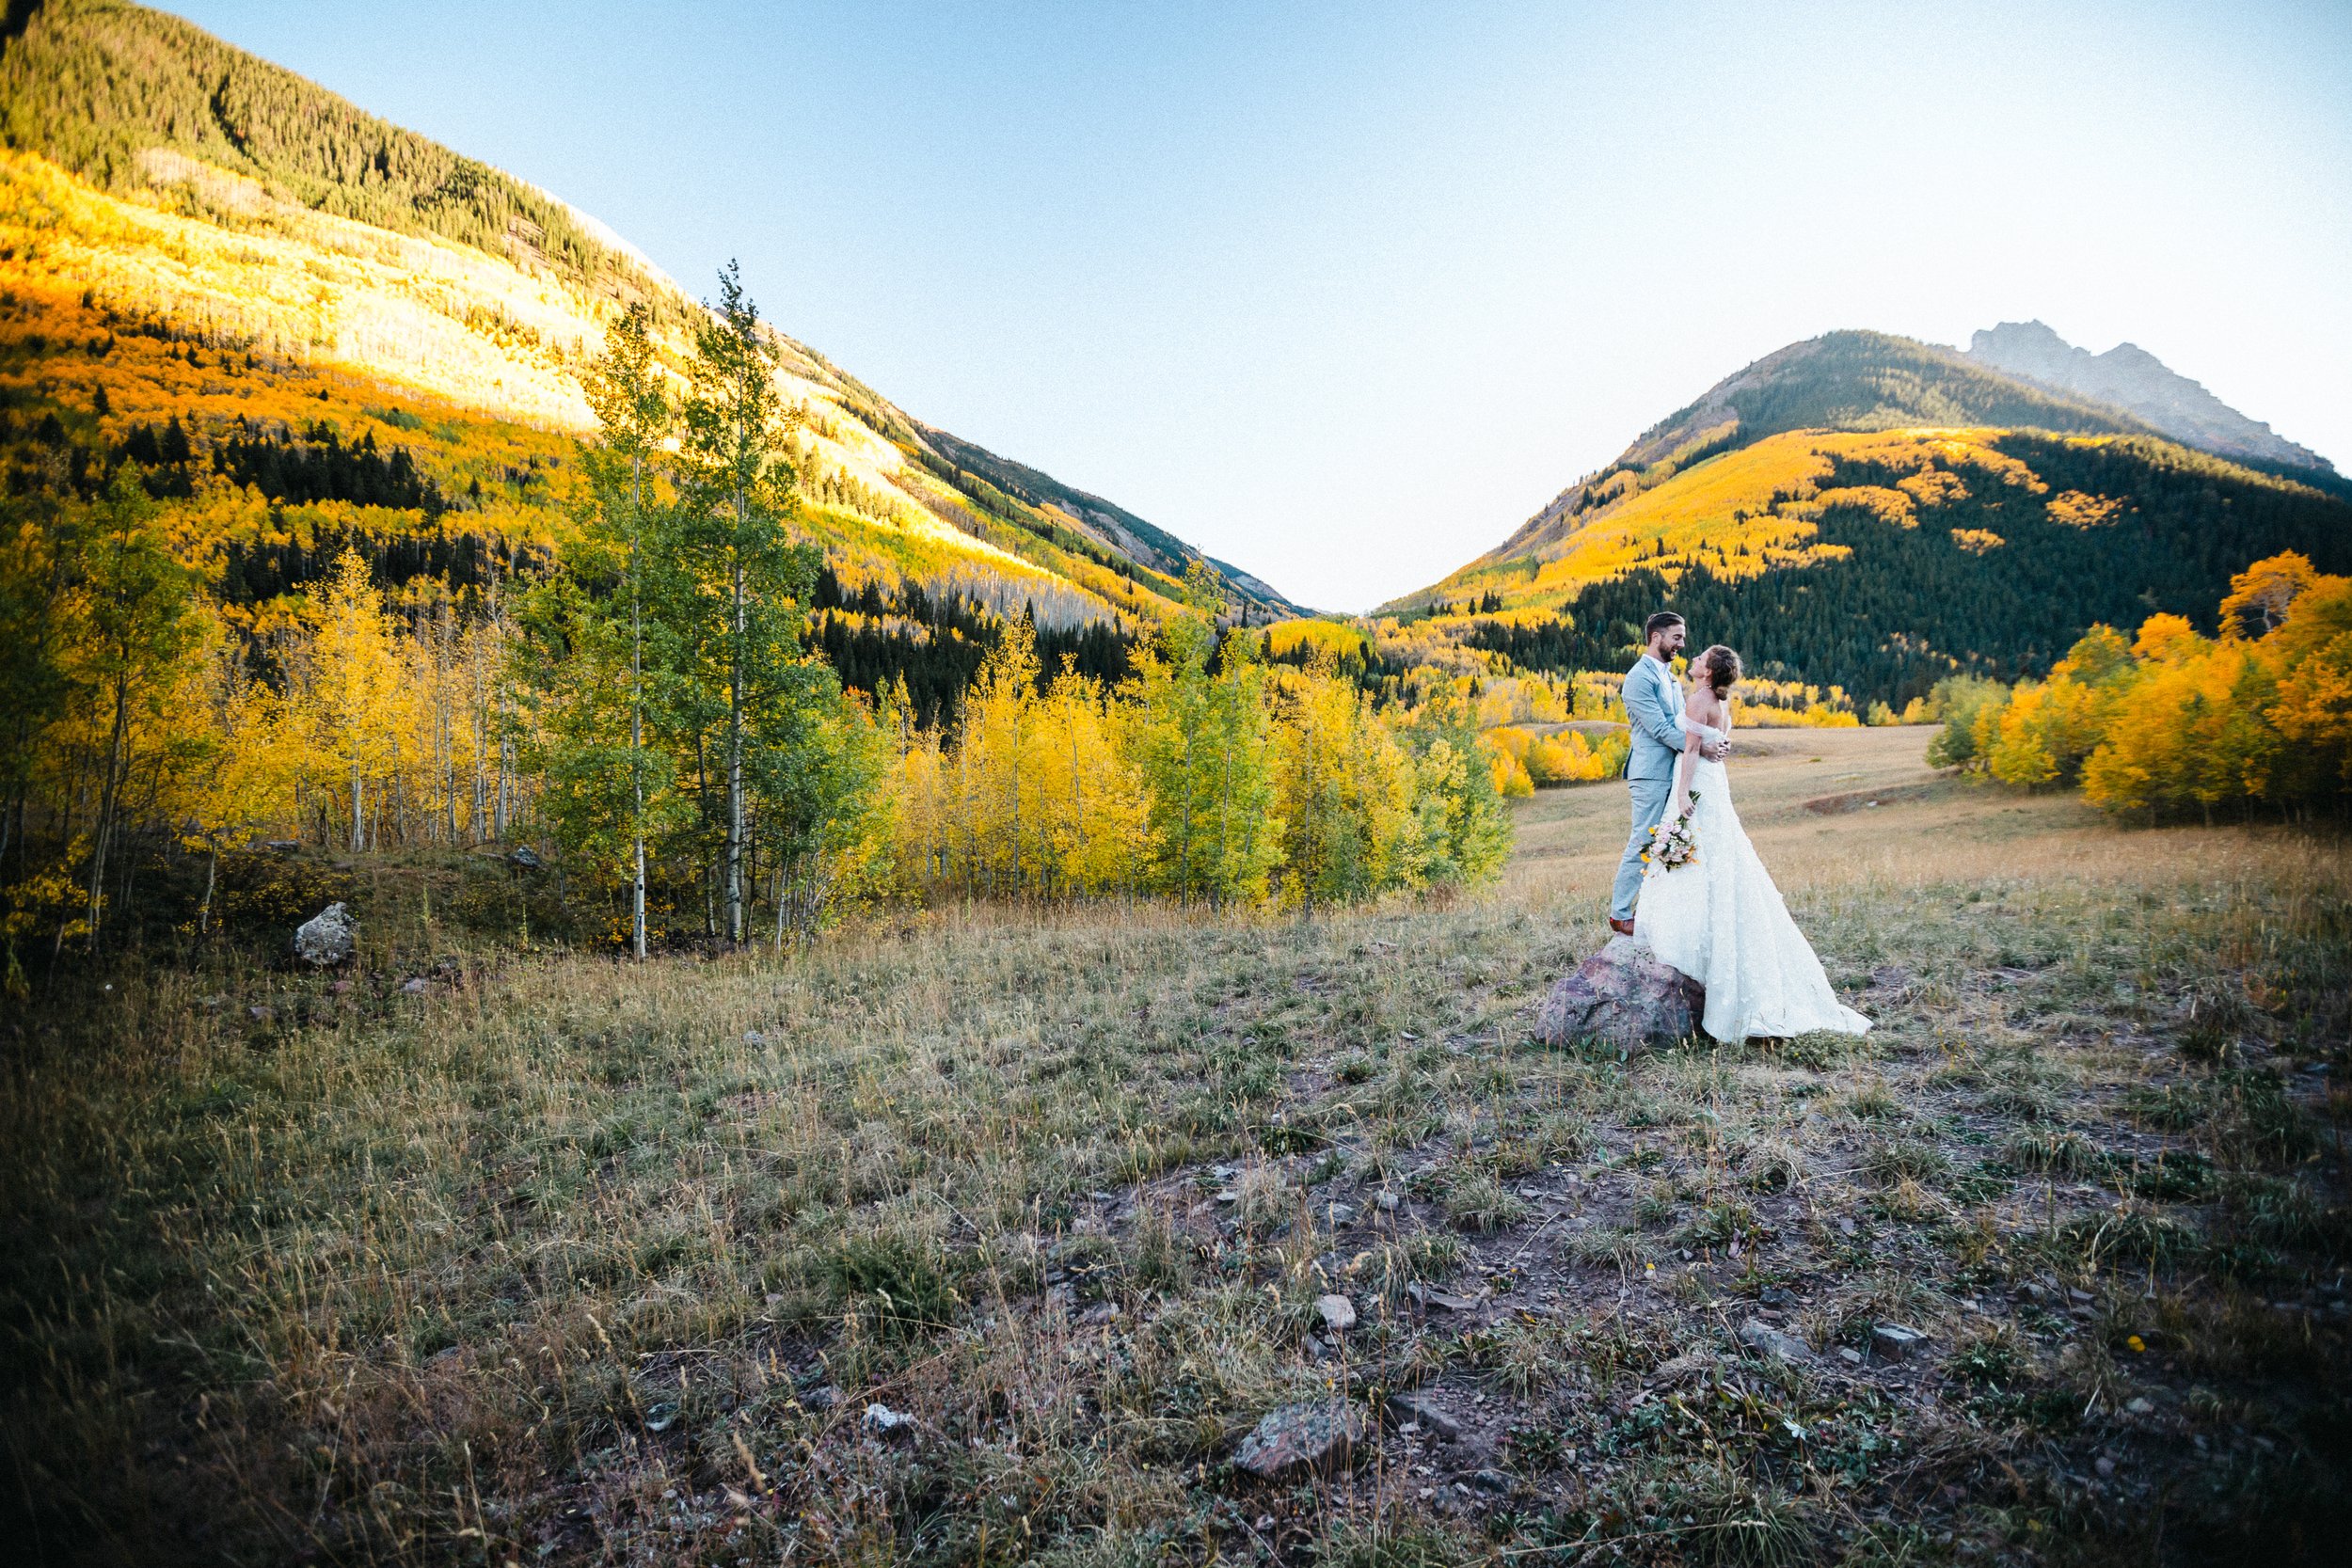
left=1608, top=916, right=1635, bottom=937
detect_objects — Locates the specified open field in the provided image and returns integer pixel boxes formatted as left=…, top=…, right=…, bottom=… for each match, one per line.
left=4, top=727, right=2347, bottom=1566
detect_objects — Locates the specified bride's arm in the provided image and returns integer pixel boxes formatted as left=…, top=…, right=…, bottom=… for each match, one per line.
left=1667, top=727, right=1699, bottom=821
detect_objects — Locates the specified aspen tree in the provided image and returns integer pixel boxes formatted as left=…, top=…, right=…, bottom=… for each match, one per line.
left=678, top=263, right=804, bottom=943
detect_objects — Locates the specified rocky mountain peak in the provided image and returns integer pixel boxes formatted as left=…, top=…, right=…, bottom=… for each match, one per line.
left=1966, top=321, right=2330, bottom=474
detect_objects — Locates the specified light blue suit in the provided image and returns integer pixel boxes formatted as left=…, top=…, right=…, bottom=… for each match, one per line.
left=1613, top=655, right=1687, bottom=921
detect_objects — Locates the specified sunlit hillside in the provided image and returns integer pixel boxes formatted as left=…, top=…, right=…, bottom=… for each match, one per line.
left=0, top=0, right=1300, bottom=634
left=1385, top=329, right=2352, bottom=707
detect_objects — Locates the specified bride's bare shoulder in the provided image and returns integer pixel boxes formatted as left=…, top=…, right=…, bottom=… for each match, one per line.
left=1688, top=688, right=1728, bottom=727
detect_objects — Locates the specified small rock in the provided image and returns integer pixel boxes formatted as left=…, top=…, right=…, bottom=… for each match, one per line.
left=802, top=1385, right=841, bottom=1410
left=1837, top=1216, right=1857, bottom=1237
left=1758, top=1286, right=1798, bottom=1309
left=1534, top=937, right=1706, bottom=1055
left=1838, top=1347, right=1864, bottom=1364
left=1467, top=1469, right=1513, bottom=1496
left=2095, top=1455, right=2117, bottom=1477
left=1216, top=1189, right=1238, bottom=1205
left=1316, top=1293, right=1358, bottom=1333
left=2069, top=1288, right=2095, bottom=1306
left=293, top=902, right=357, bottom=966
left=1871, top=1323, right=1928, bottom=1361
left=508, top=846, right=545, bottom=870
left=1410, top=1283, right=1481, bottom=1313
left=862, top=1402, right=915, bottom=1435
left=1232, top=1401, right=1362, bottom=1478
left=2125, top=1397, right=2154, bottom=1416
left=1740, top=1319, right=1813, bottom=1364
left=246, top=1004, right=276, bottom=1023
left=1518, top=1186, right=1540, bottom=1200
left=1325, top=1202, right=1357, bottom=1227
left=399, top=976, right=434, bottom=995
left=1211, top=1164, right=1237, bottom=1180
left=743, top=1028, right=767, bottom=1046
left=1385, top=1391, right=1463, bottom=1442
left=1078, top=1301, right=1121, bottom=1326
left=1376, top=1191, right=1400, bottom=1212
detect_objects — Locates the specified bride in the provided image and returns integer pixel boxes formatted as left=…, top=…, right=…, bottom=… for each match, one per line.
left=1633, top=644, right=1870, bottom=1042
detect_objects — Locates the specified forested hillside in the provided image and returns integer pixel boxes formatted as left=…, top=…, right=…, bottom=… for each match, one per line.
left=1389, top=327, right=2349, bottom=707
left=0, top=0, right=1299, bottom=634
left=1447, top=331, right=2158, bottom=572
left=1454, top=431, right=2352, bottom=705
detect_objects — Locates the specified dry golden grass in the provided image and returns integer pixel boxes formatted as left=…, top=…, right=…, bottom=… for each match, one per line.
left=3, top=728, right=2346, bottom=1565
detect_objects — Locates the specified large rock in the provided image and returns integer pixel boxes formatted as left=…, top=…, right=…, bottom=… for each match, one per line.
left=1233, top=1401, right=1361, bottom=1478
left=294, top=902, right=356, bottom=967
left=1534, top=937, right=1703, bottom=1054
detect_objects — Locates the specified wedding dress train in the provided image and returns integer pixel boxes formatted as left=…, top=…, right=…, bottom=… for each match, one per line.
left=1632, top=718, right=1870, bottom=1042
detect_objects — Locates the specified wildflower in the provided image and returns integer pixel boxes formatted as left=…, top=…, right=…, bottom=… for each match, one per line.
left=2125, top=1335, right=2146, bottom=1354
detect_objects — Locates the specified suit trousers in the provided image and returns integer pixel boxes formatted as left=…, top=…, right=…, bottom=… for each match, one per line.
left=1613, top=776, right=1672, bottom=920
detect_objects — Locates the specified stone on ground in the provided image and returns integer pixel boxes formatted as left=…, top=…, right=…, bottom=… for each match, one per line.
left=1739, top=1318, right=1813, bottom=1363
left=294, top=902, right=356, bottom=966
left=1871, top=1323, right=1929, bottom=1360
left=1315, top=1294, right=1357, bottom=1333
left=1233, top=1401, right=1362, bottom=1477
left=1534, top=936, right=1705, bottom=1054
left=1384, top=1390, right=1464, bottom=1441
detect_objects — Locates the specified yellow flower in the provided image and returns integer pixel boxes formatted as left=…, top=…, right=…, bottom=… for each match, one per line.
left=2126, top=1335, right=2146, bottom=1354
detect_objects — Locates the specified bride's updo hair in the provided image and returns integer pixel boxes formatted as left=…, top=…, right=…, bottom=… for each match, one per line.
left=1695, top=644, right=1741, bottom=695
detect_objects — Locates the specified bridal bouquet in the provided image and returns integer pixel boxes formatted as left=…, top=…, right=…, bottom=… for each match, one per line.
left=1644, top=796, right=1700, bottom=872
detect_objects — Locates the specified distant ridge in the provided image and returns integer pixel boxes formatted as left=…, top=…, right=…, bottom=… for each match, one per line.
left=1966, top=320, right=2331, bottom=475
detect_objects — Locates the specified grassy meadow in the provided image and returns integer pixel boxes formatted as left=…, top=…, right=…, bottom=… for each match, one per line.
left=4, top=727, right=2347, bottom=1566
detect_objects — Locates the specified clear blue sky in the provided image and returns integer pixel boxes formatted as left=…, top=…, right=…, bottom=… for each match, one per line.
left=171, top=1, right=2352, bottom=610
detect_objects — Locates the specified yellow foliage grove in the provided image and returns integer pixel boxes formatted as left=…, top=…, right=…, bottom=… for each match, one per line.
left=1928, top=552, right=2352, bottom=821
left=890, top=621, right=1512, bottom=911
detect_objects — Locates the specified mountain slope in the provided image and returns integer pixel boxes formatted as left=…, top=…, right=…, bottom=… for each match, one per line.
left=1389, top=329, right=2352, bottom=706
left=0, top=0, right=1302, bottom=636
left=1966, top=319, right=2332, bottom=475
left=1454, top=330, right=2159, bottom=576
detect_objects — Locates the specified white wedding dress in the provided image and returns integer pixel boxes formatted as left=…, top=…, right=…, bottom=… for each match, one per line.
left=1633, top=716, right=1870, bottom=1042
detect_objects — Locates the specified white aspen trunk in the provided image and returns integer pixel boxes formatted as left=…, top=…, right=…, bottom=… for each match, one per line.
left=726, top=542, right=745, bottom=944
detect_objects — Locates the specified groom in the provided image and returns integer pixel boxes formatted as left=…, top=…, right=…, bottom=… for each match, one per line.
left=1609, top=610, right=1727, bottom=936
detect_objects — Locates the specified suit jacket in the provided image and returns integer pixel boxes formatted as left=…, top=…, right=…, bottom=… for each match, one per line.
left=1623, top=654, right=1687, bottom=782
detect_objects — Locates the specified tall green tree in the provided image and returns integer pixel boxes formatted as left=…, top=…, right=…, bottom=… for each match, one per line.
left=675, top=261, right=820, bottom=943
left=1400, top=689, right=1511, bottom=889
left=1127, top=616, right=1282, bottom=904
left=575, top=302, right=675, bottom=959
